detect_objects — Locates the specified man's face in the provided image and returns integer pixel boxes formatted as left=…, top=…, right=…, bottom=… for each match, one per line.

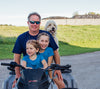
left=27, top=15, right=40, bottom=33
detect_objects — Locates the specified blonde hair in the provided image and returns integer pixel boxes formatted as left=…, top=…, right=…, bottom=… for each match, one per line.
left=26, top=40, right=40, bottom=50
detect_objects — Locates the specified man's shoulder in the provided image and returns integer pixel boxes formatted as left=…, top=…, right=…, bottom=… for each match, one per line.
left=39, top=30, right=50, bottom=34
left=18, top=31, right=29, bottom=39
left=39, top=30, right=53, bottom=38
left=19, top=31, right=28, bottom=37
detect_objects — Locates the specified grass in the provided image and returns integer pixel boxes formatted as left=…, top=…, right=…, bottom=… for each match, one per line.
left=57, top=25, right=100, bottom=48
left=59, top=41, right=100, bottom=56
left=58, top=25, right=100, bottom=55
left=0, top=25, right=28, bottom=37
left=0, top=44, right=14, bottom=59
left=0, top=25, right=100, bottom=59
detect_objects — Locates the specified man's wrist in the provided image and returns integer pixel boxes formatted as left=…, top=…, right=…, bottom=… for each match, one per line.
left=16, top=78, right=18, bottom=81
left=16, top=73, right=21, bottom=78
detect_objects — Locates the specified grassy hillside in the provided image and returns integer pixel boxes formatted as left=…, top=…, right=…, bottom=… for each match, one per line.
left=0, top=25, right=100, bottom=59
left=58, top=25, right=100, bottom=55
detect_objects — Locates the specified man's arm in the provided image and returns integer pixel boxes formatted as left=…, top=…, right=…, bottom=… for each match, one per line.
left=12, top=53, right=21, bottom=88
left=53, top=49, right=60, bottom=64
left=14, top=53, right=21, bottom=78
left=53, top=50, right=63, bottom=80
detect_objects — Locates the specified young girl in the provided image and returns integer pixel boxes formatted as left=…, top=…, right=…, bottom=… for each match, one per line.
left=22, top=40, right=48, bottom=69
left=37, top=32, right=65, bottom=89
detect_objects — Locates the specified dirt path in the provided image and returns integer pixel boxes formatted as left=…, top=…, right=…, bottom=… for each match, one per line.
left=0, top=51, right=100, bottom=89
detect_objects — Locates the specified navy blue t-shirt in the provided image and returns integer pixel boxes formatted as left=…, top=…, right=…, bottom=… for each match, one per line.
left=12, top=30, right=58, bottom=56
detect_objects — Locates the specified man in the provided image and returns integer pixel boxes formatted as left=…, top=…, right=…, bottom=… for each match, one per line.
left=12, top=12, right=62, bottom=87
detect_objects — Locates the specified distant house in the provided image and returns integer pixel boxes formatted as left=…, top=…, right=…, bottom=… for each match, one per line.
left=72, top=15, right=100, bottom=19
left=41, top=15, right=100, bottom=26
left=41, top=16, right=68, bottom=26
left=42, top=16, right=68, bottom=20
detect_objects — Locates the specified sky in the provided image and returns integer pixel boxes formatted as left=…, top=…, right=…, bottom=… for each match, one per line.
left=0, top=0, right=100, bottom=26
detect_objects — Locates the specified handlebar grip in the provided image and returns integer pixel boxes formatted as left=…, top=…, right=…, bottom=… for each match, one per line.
left=60, top=64, right=71, bottom=69
left=1, top=62, right=25, bottom=69
left=1, top=63, right=10, bottom=66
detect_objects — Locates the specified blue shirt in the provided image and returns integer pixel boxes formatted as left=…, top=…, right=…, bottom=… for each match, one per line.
left=39, top=47, right=54, bottom=68
left=22, top=54, right=44, bottom=69
left=12, top=30, right=58, bottom=56
left=39, top=47, right=54, bottom=75
left=39, top=47, right=54, bottom=63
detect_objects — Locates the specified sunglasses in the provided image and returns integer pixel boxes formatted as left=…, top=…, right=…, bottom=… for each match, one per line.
left=29, top=21, right=40, bottom=24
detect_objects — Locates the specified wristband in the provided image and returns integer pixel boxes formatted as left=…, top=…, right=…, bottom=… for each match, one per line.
left=16, top=78, right=18, bottom=81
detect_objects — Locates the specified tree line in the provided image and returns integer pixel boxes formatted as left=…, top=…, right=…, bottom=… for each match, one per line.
left=0, top=24, right=13, bottom=26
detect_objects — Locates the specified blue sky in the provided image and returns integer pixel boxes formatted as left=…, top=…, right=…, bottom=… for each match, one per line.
left=0, top=0, right=100, bottom=26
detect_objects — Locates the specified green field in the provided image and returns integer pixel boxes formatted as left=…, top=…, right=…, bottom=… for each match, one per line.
left=0, top=25, right=100, bottom=59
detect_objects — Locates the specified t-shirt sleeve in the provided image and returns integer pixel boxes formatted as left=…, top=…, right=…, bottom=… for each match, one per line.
left=48, top=32, right=59, bottom=51
left=40, top=55, right=45, bottom=61
left=48, top=47, right=54, bottom=57
left=12, top=36, right=23, bottom=54
left=22, top=55, right=27, bottom=62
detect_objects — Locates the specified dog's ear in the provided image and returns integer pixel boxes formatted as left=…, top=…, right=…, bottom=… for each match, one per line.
left=44, top=21, right=50, bottom=31
left=44, top=24, right=47, bottom=31
left=44, top=20, right=57, bottom=31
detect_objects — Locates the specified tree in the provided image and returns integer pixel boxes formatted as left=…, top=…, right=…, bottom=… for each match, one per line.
left=88, top=12, right=96, bottom=15
left=73, top=11, right=79, bottom=16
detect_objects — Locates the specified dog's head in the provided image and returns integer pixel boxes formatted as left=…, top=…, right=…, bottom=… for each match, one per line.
left=45, top=20, right=57, bottom=37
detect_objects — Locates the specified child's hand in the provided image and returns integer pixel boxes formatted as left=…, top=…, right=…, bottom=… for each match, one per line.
left=26, top=67, right=32, bottom=69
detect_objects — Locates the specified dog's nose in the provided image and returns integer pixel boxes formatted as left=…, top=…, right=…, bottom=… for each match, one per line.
left=52, top=27, right=55, bottom=31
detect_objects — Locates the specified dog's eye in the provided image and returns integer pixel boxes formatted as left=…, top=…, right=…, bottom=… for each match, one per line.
left=54, top=24, right=56, bottom=27
left=48, top=24, right=51, bottom=26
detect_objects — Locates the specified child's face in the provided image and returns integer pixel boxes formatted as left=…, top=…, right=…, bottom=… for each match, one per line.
left=38, top=35, right=49, bottom=50
left=26, top=43, right=38, bottom=56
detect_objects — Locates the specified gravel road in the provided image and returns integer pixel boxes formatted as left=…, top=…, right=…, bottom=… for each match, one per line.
left=0, top=51, right=100, bottom=89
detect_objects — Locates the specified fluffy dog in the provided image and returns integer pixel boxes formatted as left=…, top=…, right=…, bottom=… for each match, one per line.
left=45, top=20, right=59, bottom=46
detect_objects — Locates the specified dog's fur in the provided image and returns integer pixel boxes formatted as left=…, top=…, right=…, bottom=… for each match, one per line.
left=45, top=20, right=59, bottom=46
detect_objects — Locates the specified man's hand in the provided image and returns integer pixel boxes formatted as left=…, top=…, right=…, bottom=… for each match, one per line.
left=12, top=53, right=21, bottom=88
left=12, top=79, right=17, bottom=88
left=54, top=70, right=63, bottom=80
left=12, top=73, right=21, bottom=88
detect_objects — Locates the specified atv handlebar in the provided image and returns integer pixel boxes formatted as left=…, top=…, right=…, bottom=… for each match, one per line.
left=1, top=62, right=25, bottom=69
left=49, top=64, right=71, bottom=70
left=1, top=62, right=71, bottom=73
left=47, top=64, right=72, bottom=73
left=1, top=63, right=11, bottom=66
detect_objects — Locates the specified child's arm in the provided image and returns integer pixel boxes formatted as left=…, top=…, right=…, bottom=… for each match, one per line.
left=48, top=56, right=53, bottom=78
left=48, top=56, right=53, bottom=66
left=42, top=60, right=48, bottom=69
left=22, top=61, right=32, bottom=69
left=22, top=61, right=27, bottom=68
